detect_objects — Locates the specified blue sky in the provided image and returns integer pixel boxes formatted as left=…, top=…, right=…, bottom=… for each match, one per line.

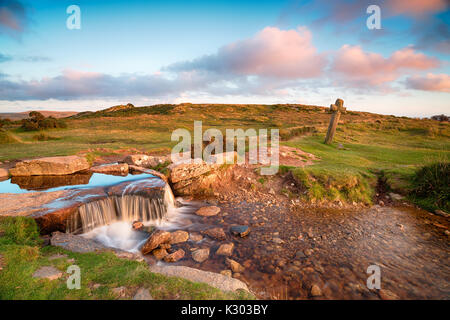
left=0, top=0, right=449, bottom=116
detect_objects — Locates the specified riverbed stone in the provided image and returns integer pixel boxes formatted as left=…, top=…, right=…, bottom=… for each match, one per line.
left=32, top=266, right=63, bottom=281
left=141, top=230, right=171, bottom=255
left=196, top=206, right=221, bottom=217
left=189, top=232, right=203, bottom=242
left=169, top=230, right=189, bottom=244
left=203, top=227, right=226, bottom=240
left=226, top=258, right=245, bottom=273
left=163, top=249, right=185, bottom=262
left=220, top=270, right=232, bottom=277
left=10, top=156, right=90, bottom=176
left=152, top=248, right=168, bottom=260
left=230, top=225, right=250, bottom=237
left=216, top=243, right=234, bottom=256
left=191, top=248, right=210, bottom=263
left=310, top=284, right=322, bottom=297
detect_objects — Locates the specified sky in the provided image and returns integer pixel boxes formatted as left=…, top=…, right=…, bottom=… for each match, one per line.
left=0, top=0, right=449, bottom=117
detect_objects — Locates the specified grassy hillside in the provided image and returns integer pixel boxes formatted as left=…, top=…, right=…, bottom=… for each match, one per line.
left=0, top=103, right=448, bottom=210
left=0, top=216, right=253, bottom=300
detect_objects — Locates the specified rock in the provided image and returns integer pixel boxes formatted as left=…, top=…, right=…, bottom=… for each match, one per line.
left=163, top=249, right=185, bottom=262
left=230, top=225, right=250, bottom=237
left=196, top=206, right=221, bottom=217
left=90, top=163, right=129, bottom=175
left=122, top=154, right=160, bottom=168
left=379, top=289, right=399, bottom=300
left=141, top=230, right=171, bottom=255
left=203, top=227, right=226, bottom=240
left=304, top=249, right=313, bottom=256
left=169, top=161, right=212, bottom=184
left=0, top=168, right=9, bottom=179
left=189, top=232, right=203, bottom=242
left=273, top=237, right=284, bottom=244
left=152, top=248, right=168, bottom=260
left=32, top=266, right=63, bottom=281
left=220, top=270, right=232, bottom=277
left=169, top=230, right=189, bottom=244
left=295, top=251, right=306, bottom=259
left=216, top=243, right=234, bottom=256
left=133, top=288, right=153, bottom=300
left=150, top=264, right=249, bottom=292
left=226, top=258, right=245, bottom=273
left=132, top=221, right=143, bottom=230
left=10, top=156, right=90, bottom=176
left=192, top=248, right=210, bottom=263
left=310, top=284, right=322, bottom=297
left=389, top=193, right=404, bottom=201
left=112, top=286, right=127, bottom=298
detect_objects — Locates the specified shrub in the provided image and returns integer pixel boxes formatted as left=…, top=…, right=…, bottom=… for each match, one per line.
left=411, top=162, right=449, bottom=212
left=21, top=112, right=67, bottom=131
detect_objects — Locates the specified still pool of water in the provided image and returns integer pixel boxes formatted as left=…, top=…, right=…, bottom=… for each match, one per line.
left=0, top=173, right=156, bottom=194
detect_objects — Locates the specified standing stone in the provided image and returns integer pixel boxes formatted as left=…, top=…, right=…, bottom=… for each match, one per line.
left=324, top=98, right=346, bottom=145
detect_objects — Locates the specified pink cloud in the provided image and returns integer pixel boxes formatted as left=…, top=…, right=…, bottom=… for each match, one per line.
left=387, top=0, right=448, bottom=17
left=167, top=26, right=327, bottom=79
left=0, top=7, right=21, bottom=30
left=406, top=73, right=450, bottom=92
left=331, top=45, right=440, bottom=85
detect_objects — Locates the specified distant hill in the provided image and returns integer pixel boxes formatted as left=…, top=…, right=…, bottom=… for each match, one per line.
left=0, top=111, right=78, bottom=121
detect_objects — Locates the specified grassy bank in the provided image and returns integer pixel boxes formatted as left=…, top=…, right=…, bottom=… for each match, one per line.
left=0, top=103, right=448, bottom=210
left=0, top=217, right=253, bottom=300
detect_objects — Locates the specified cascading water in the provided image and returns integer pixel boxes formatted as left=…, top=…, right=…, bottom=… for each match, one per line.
left=66, top=183, right=178, bottom=253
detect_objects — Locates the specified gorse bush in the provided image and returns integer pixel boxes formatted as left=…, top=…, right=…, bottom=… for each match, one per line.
left=21, top=112, right=67, bottom=131
left=411, top=161, right=449, bottom=212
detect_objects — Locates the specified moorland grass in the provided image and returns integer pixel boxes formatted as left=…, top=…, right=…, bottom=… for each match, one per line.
left=0, top=217, right=254, bottom=300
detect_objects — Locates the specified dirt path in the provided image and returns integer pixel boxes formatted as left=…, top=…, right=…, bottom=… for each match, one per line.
left=162, top=198, right=450, bottom=300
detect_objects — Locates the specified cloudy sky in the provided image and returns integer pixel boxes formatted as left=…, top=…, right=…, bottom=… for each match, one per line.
left=0, top=0, right=449, bottom=116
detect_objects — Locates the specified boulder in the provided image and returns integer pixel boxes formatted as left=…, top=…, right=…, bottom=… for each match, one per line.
left=10, top=156, right=89, bottom=176
left=203, top=227, right=226, bottom=240
left=169, top=160, right=212, bottom=184
left=132, top=221, right=143, bottom=230
left=90, top=163, right=129, bottom=175
left=216, top=243, right=234, bottom=256
left=141, top=230, right=171, bottom=255
left=163, top=249, right=185, bottom=262
left=0, top=168, right=9, bottom=179
left=123, top=154, right=168, bottom=168
left=192, top=248, right=210, bottom=263
left=169, top=230, right=189, bottom=244
left=196, top=206, right=221, bottom=217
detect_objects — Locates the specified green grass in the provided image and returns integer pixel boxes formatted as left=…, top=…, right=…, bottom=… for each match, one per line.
left=0, top=103, right=448, bottom=209
left=0, top=217, right=254, bottom=300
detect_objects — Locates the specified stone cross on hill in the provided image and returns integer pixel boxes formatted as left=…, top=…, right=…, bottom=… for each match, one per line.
left=324, top=98, right=346, bottom=145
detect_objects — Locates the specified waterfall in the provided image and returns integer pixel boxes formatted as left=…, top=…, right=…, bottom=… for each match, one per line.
left=67, top=183, right=176, bottom=234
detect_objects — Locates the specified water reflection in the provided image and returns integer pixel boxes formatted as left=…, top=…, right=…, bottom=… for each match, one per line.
left=0, top=172, right=156, bottom=194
